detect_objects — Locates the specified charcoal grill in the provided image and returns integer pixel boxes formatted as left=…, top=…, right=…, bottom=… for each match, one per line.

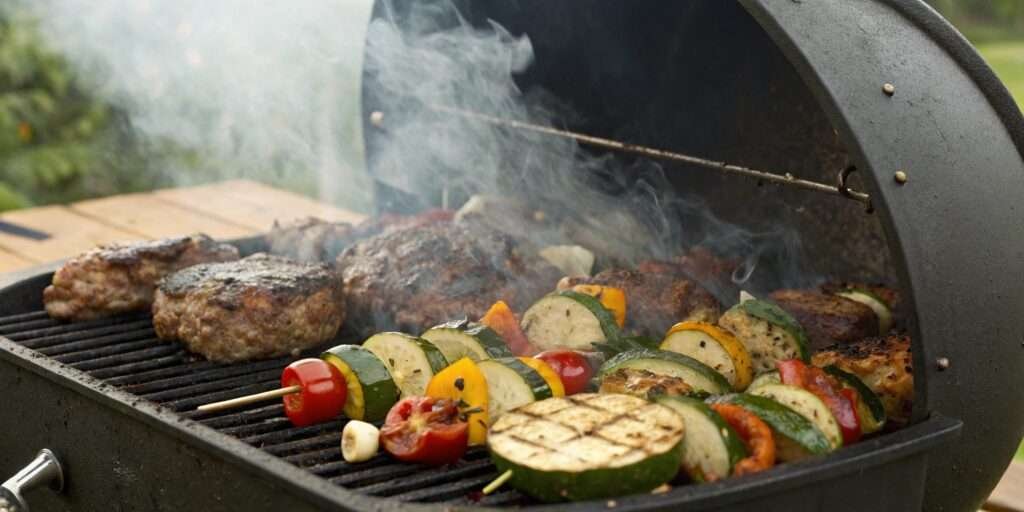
left=2, top=1, right=1023, bottom=511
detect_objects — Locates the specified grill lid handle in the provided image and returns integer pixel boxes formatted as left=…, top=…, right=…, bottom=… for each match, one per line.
left=0, top=449, right=64, bottom=512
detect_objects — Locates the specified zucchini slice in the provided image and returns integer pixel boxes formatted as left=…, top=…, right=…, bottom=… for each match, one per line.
left=363, top=332, right=449, bottom=397
left=835, top=290, right=893, bottom=333
left=488, top=393, right=685, bottom=502
left=823, top=365, right=887, bottom=434
left=321, top=345, right=399, bottom=422
left=599, top=349, right=731, bottom=395
left=425, top=357, right=490, bottom=445
left=520, top=291, right=621, bottom=351
left=749, top=384, right=843, bottom=450
left=478, top=358, right=553, bottom=420
left=658, top=396, right=747, bottom=482
left=421, top=320, right=513, bottom=362
left=748, top=370, right=781, bottom=391
left=710, top=393, right=832, bottom=462
left=719, top=299, right=810, bottom=374
left=660, top=321, right=753, bottom=390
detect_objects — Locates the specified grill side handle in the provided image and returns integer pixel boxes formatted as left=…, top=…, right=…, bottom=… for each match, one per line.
left=1, top=449, right=64, bottom=512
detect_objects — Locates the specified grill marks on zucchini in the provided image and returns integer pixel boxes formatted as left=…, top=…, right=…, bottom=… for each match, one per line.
left=489, top=394, right=685, bottom=501
left=520, top=291, right=621, bottom=351
left=599, top=349, right=731, bottom=395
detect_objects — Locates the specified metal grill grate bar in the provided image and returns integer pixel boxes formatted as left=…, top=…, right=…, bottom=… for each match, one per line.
left=38, top=329, right=156, bottom=357
left=0, top=309, right=530, bottom=507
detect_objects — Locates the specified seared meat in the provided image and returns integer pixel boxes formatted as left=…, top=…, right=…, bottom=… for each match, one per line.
left=559, top=267, right=720, bottom=337
left=769, top=289, right=879, bottom=350
left=152, top=254, right=344, bottom=362
left=812, top=335, right=913, bottom=426
left=338, top=221, right=560, bottom=335
left=265, top=210, right=454, bottom=263
left=599, top=368, right=694, bottom=399
left=44, top=234, right=239, bottom=321
left=820, top=281, right=902, bottom=331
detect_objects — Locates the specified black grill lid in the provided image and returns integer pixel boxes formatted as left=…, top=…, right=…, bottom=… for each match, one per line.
left=361, top=1, right=1024, bottom=510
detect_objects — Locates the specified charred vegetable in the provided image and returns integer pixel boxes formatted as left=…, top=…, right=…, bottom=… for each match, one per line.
left=380, top=397, right=468, bottom=465
left=710, top=394, right=832, bottom=462
left=363, top=332, right=449, bottom=398
left=480, top=300, right=536, bottom=356
left=660, top=321, right=753, bottom=390
left=488, top=394, right=685, bottom=502
left=425, top=357, right=490, bottom=445
left=658, top=396, right=747, bottom=482
left=598, top=349, right=731, bottom=395
left=719, top=299, right=810, bottom=374
left=520, top=291, right=621, bottom=351
left=321, top=345, right=399, bottom=422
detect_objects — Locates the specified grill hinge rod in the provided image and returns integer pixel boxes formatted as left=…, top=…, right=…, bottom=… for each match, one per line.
left=388, top=105, right=873, bottom=207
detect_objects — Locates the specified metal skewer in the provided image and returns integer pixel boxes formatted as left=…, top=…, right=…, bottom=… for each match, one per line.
left=375, top=105, right=873, bottom=207
left=197, top=385, right=302, bottom=412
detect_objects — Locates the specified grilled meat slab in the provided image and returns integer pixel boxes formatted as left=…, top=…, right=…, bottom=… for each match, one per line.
left=560, top=266, right=721, bottom=337
left=769, top=289, right=879, bottom=350
left=338, top=221, right=560, bottom=335
left=266, top=210, right=455, bottom=263
left=812, top=335, right=913, bottom=426
left=44, top=234, right=239, bottom=321
left=153, top=254, right=344, bottom=362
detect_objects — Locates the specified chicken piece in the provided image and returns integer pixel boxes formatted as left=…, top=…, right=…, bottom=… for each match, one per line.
left=598, top=368, right=694, bottom=400
left=152, top=254, right=344, bottom=362
left=560, top=268, right=720, bottom=337
left=338, top=221, right=560, bottom=335
left=812, top=335, right=914, bottom=426
left=43, top=234, right=239, bottom=321
left=769, top=289, right=879, bottom=350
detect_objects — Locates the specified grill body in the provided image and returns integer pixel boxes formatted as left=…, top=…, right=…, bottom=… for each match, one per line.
left=0, top=270, right=960, bottom=511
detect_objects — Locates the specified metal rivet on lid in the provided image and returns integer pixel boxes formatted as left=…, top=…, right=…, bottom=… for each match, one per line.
left=883, top=83, right=896, bottom=96
left=936, top=357, right=950, bottom=371
left=894, top=171, right=908, bottom=184
left=369, top=111, right=384, bottom=127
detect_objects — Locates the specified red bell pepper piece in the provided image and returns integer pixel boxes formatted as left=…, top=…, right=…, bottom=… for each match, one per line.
left=777, top=359, right=862, bottom=445
left=480, top=300, right=536, bottom=356
left=710, top=403, right=776, bottom=476
left=534, top=350, right=595, bottom=395
left=280, top=358, right=348, bottom=427
left=380, top=397, right=469, bottom=465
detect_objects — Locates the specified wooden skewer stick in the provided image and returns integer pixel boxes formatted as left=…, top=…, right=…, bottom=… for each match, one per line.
left=197, top=385, right=302, bottom=412
left=482, top=470, right=514, bottom=495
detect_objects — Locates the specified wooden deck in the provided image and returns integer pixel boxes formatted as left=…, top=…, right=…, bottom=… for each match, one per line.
left=0, top=180, right=365, bottom=272
left=0, top=180, right=1019, bottom=510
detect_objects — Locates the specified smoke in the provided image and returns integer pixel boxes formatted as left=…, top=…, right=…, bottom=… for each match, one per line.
left=14, top=0, right=376, bottom=211
left=20, top=0, right=813, bottom=298
left=364, top=0, right=813, bottom=298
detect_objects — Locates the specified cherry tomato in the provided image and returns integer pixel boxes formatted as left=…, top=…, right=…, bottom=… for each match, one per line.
left=380, top=397, right=468, bottom=465
left=535, top=350, right=595, bottom=395
left=281, top=358, right=347, bottom=427
left=777, top=359, right=862, bottom=444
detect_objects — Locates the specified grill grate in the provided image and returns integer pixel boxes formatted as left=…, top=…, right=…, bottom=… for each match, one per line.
left=0, top=311, right=526, bottom=507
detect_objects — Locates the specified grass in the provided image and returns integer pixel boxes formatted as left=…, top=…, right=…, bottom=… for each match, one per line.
left=977, top=41, right=1024, bottom=104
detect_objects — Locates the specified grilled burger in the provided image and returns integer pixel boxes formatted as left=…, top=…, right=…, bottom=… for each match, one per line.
left=152, top=253, right=344, bottom=362
left=43, top=234, right=239, bottom=321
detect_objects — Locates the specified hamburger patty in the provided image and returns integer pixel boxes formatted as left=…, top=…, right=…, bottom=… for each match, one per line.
left=152, top=254, right=344, bottom=362
left=338, top=221, right=560, bottom=335
left=560, top=266, right=721, bottom=337
left=769, top=289, right=879, bottom=350
left=44, top=234, right=239, bottom=321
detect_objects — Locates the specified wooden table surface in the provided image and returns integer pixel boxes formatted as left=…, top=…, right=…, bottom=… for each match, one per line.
left=0, top=180, right=366, bottom=273
left=0, top=180, right=1019, bottom=511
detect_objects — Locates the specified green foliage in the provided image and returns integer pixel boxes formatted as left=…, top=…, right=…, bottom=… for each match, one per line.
left=0, top=6, right=202, bottom=212
left=928, top=0, right=1024, bottom=42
